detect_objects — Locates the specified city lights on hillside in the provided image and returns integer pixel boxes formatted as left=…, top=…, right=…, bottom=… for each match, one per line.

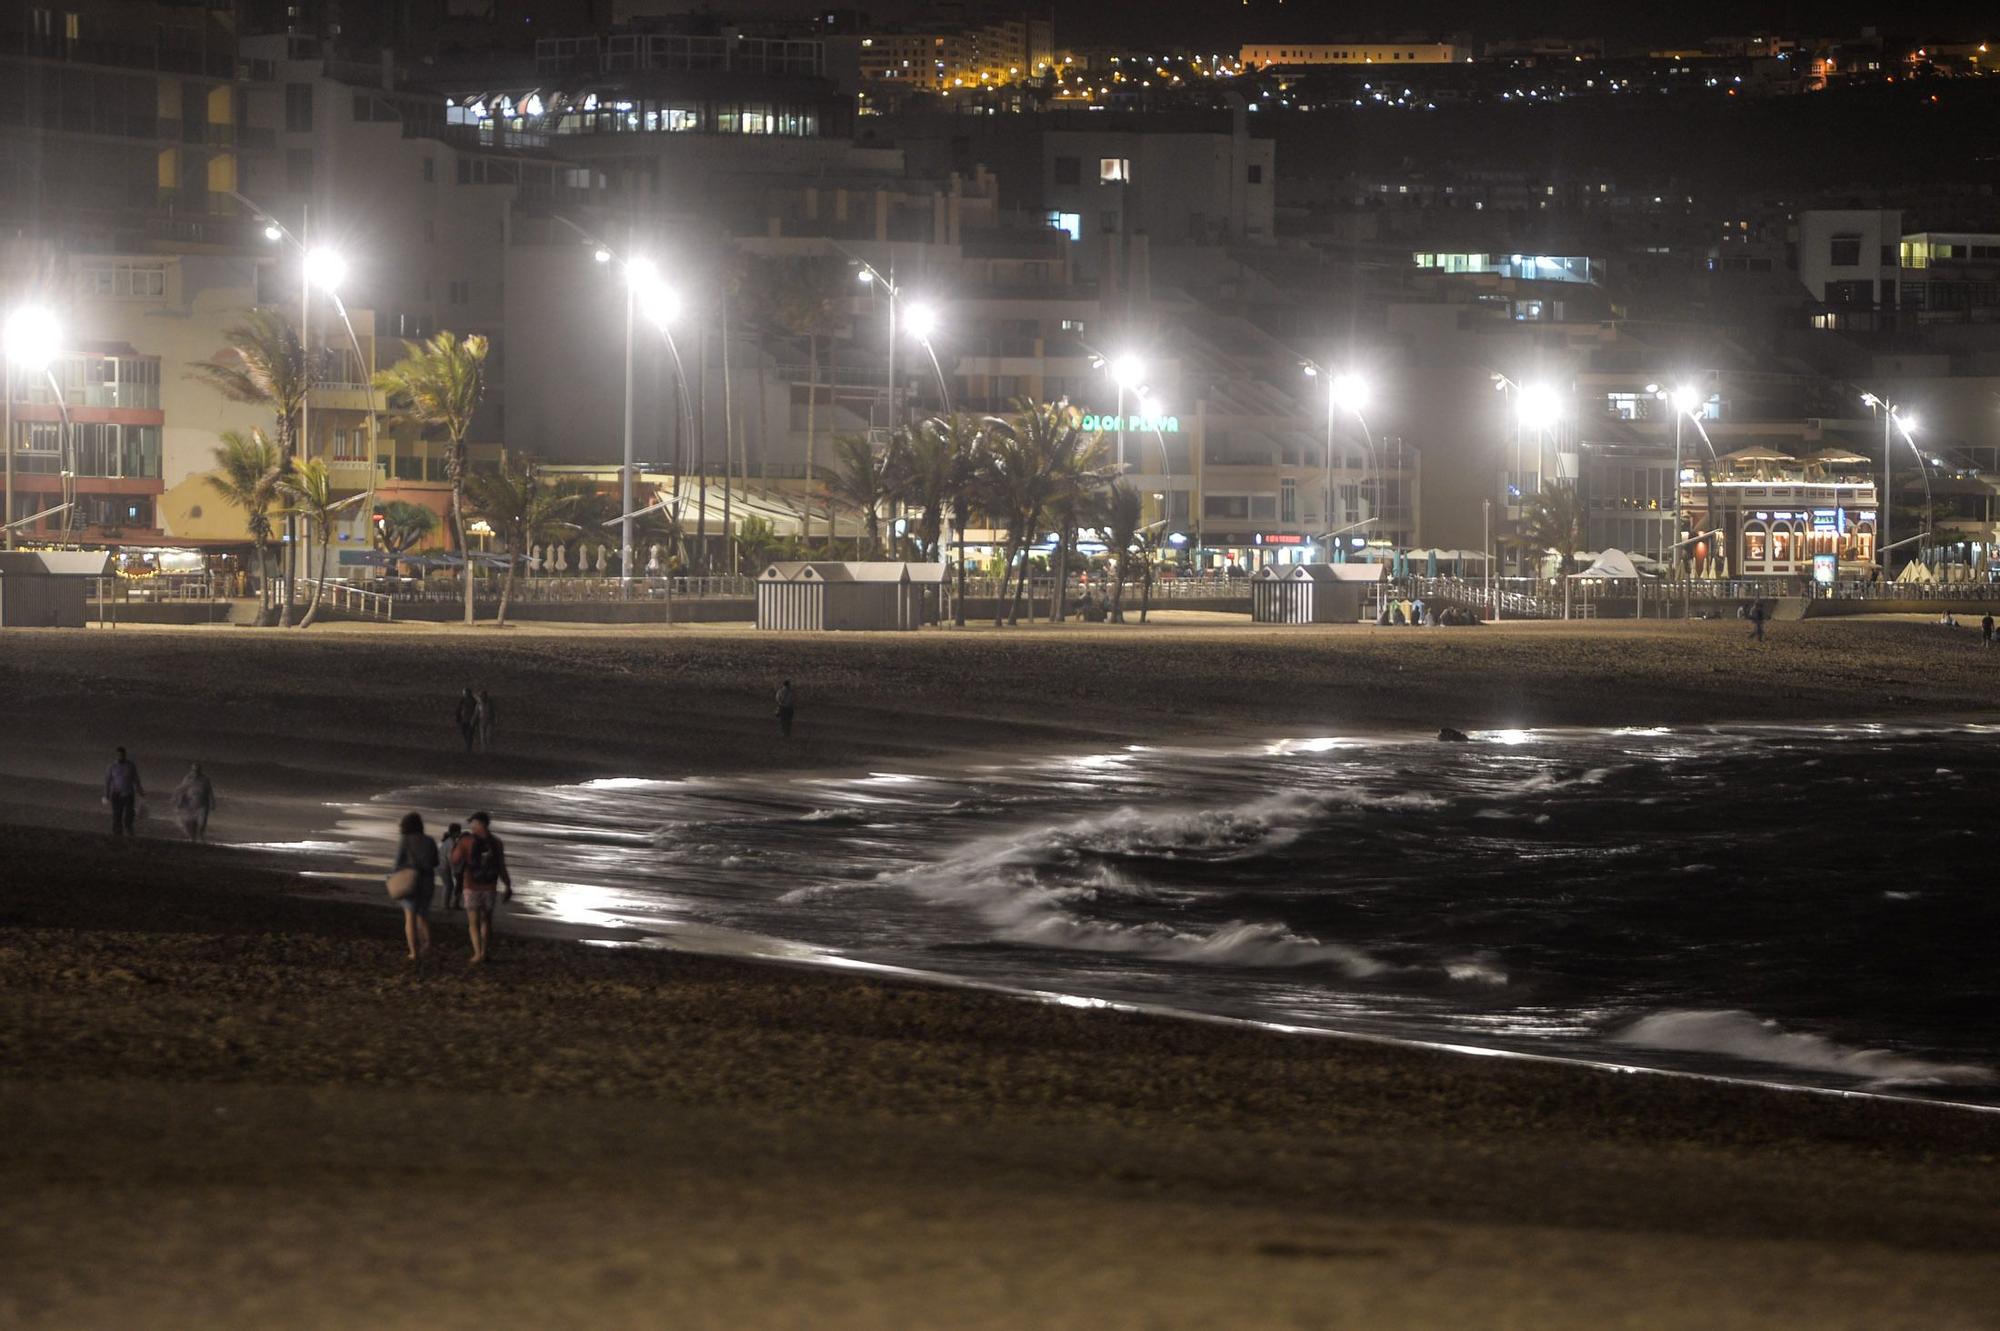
left=2, top=305, right=61, bottom=370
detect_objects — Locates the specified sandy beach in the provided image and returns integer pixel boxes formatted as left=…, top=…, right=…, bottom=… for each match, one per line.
left=3, top=618, right=1999, bottom=1328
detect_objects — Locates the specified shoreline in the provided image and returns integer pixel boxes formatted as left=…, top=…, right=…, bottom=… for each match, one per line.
left=7, top=621, right=2000, bottom=1325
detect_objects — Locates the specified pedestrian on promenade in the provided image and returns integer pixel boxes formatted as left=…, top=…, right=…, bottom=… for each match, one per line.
left=392, top=811, right=440, bottom=962
left=439, top=822, right=466, bottom=910
left=474, top=688, right=496, bottom=751
left=1748, top=600, right=1766, bottom=642
left=450, top=811, right=512, bottom=964
left=1983, top=613, right=1994, bottom=647
left=172, top=762, right=215, bottom=842
left=104, top=746, right=144, bottom=836
left=455, top=687, right=478, bottom=752
left=775, top=679, right=796, bottom=739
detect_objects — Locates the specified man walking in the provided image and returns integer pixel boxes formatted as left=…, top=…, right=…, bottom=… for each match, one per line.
left=439, top=821, right=466, bottom=910
left=104, top=746, right=144, bottom=836
left=1748, top=600, right=1766, bottom=643
left=474, top=688, right=496, bottom=752
left=1982, top=613, right=1993, bottom=648
left=455, top=687, right=478, bottom=752
left=450, top=811, right=512, bottom=964
left=775, top=679, right=796, bottom=739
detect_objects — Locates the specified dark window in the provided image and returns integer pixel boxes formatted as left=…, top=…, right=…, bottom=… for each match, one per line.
left=1247, top=164, right=1263, bottom=184
left=1053, top=155, right=1080, bottom=185
left=1881, top=245, right=1896, bottom=266
left=285, top=82, right=313, bottom=132
left=1829, top=235, right=1861, bottom=267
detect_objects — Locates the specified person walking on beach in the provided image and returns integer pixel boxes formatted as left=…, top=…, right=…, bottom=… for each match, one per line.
left=1982, top=613, right=1993, bottom=648
left=1747, top=599, right=1766, bottom=642
left=438, top=822, right=466, bottom=910
left=775, top=679, right=796, bottom=739
left=172, top=762, right=215, bottom=843
left=454, top=687, right=479, bottom=753
left=103, top=746, right=144, bottom=836
left=393, top=812, right=440, bottom=961
left=474, top=688, right=496, bottom=752
left=450, top=811, right=512, bottom=964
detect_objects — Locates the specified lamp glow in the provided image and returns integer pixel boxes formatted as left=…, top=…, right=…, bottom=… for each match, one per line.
left=263, top=222, right=284, bottom=242
left=1328, top=373, right=1370, bottom=412
left=2, top=306, right=61, bottom=370
left=625, top=255, right=659, bottom=289
left=1516, top=384, right=1561, bottom=428
left=303, top=247, right=348, bottom=292
left=856, top=268, right=875, bottom=284
left=904, top=302, right=938, bottom=340
left=1671, top=384, right=1702, bottom=414
left=1109, top=353, right=1146, bottom=389
left=635, top=279, right=681, bottom=328
left=593, top=247, right=612, bottom=264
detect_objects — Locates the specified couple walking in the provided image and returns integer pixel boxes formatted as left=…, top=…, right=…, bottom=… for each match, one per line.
left=391, top=810, right=513, bottom=963
left=455, top=686, right=497, bottom=753
left=103, top=746, right=216, bottom=841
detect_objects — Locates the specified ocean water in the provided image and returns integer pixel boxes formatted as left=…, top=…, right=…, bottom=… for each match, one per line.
left=306, top=724, right=2000, bottom=1104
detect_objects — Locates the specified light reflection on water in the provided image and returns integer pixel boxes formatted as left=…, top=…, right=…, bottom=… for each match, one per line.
left=286, top=723, right=2000, bottom=1104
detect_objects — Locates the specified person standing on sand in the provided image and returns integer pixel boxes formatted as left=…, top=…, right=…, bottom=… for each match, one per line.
left=439, top=822, right=465, bottom=910
left=103, top=746, right=143, bottom=836
left=775, top=679, right=796, bottom=739
left=1982, top=613, right=1994, bottom=648
left=393, top=812, right=440, bottom=961
left=1748, top=600, right=1766, bottom=642
left=474, top=688, right=496, bottom=752
left=450, top=812, right=512, bottom=964
left=455, top=687, right=479, bottom=753
left=172, top=763, right=215, bottom=842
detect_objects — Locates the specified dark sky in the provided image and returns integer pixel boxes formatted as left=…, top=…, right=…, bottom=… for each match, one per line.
left=1052, top=0, right=1993, bottom=46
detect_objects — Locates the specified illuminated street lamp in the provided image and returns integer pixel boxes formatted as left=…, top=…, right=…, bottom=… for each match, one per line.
left=303, top=247, right=348, bottom=293
left=1861, top=391, right=1919, bottom=571
left=3, top=305, right=61, bottom=550
left=902, top=302, right=952, bottom=414
left=1302, top=358, right=1379, bottom=559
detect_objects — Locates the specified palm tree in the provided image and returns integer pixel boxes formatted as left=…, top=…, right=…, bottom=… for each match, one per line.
left=1095, top=480, right=1145, bottom=622
left=373, top=332, right=489, bottom=625
left=825, top=432, right=896, bottom=556
left=978, top=401, right=1107, bottom=625
left=205, top=428, right=282, bottom=615
left=193, top=310, right=311, bottom=625
left=902, top=413, right=985, bottom=625
left=465, top=458, right=581, bottom=627
left=374, top=500, right=437, bottom=562
left=1525, top=480, right=1588, bottom=617
left=276, top=457, right=352, bottom=628
left=768, top=258, right=846, bottom=544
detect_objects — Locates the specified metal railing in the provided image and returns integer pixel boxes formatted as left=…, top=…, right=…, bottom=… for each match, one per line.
left=300, top=579, right=395, bottom=621
left=380, top=574, right=756, bottom=604
left=89, top=573, right=216, bottom=604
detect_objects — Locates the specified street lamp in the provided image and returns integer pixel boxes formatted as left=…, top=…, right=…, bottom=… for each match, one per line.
left=1861, top=391, right=1915, bottom=572
left=1647, top=382, right=1705, bottom=567
left=303, top=247, right=348, bottom=293
left=1302, top=358, right=1378, bottom=559
left=3, top=305, right=61, bottom=550
left=902, top=301, right=952, bottom=414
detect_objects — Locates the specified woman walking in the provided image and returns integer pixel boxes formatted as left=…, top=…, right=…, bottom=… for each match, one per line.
left=393, top=811, right=440, bottom=961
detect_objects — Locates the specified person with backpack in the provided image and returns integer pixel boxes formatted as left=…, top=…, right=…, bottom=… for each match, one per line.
left=450, top=811, right=512, bottom=964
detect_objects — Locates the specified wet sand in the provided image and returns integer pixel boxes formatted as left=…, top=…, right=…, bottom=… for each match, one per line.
left=4, top=620, right=2000, bottom=1327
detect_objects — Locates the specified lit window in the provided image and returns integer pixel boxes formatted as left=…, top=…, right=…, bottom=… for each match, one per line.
left=1044, top=211, right=1082, bottom=240
left=1098, top=157, right=1130, bottom=183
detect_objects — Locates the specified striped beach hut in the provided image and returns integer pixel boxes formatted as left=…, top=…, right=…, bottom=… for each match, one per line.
left=1249, top=563, right=1372, bottom=624
left=756, top=561, right=947, bottom=631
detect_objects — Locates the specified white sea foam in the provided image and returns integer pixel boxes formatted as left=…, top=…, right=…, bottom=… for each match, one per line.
left=1615, top=1009, right=1994, bottom=1086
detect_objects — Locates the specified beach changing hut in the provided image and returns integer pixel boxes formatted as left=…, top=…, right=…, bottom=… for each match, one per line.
left=756, top=561, right=947, bottom=631
left=0, top=550, right=112, bottom=627
left=1249, top=563, right=1374, bottom=624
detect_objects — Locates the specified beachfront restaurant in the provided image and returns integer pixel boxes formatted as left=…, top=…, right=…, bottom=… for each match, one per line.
left=1681, top=447, right=1878, bottom=577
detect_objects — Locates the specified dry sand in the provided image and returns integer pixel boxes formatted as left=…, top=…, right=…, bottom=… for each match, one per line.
left=3, top=619, right=1999, bottom=1328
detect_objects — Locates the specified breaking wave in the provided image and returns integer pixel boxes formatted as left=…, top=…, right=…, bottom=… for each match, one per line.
left=1614, top=1010, right=1996, bottom=1087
